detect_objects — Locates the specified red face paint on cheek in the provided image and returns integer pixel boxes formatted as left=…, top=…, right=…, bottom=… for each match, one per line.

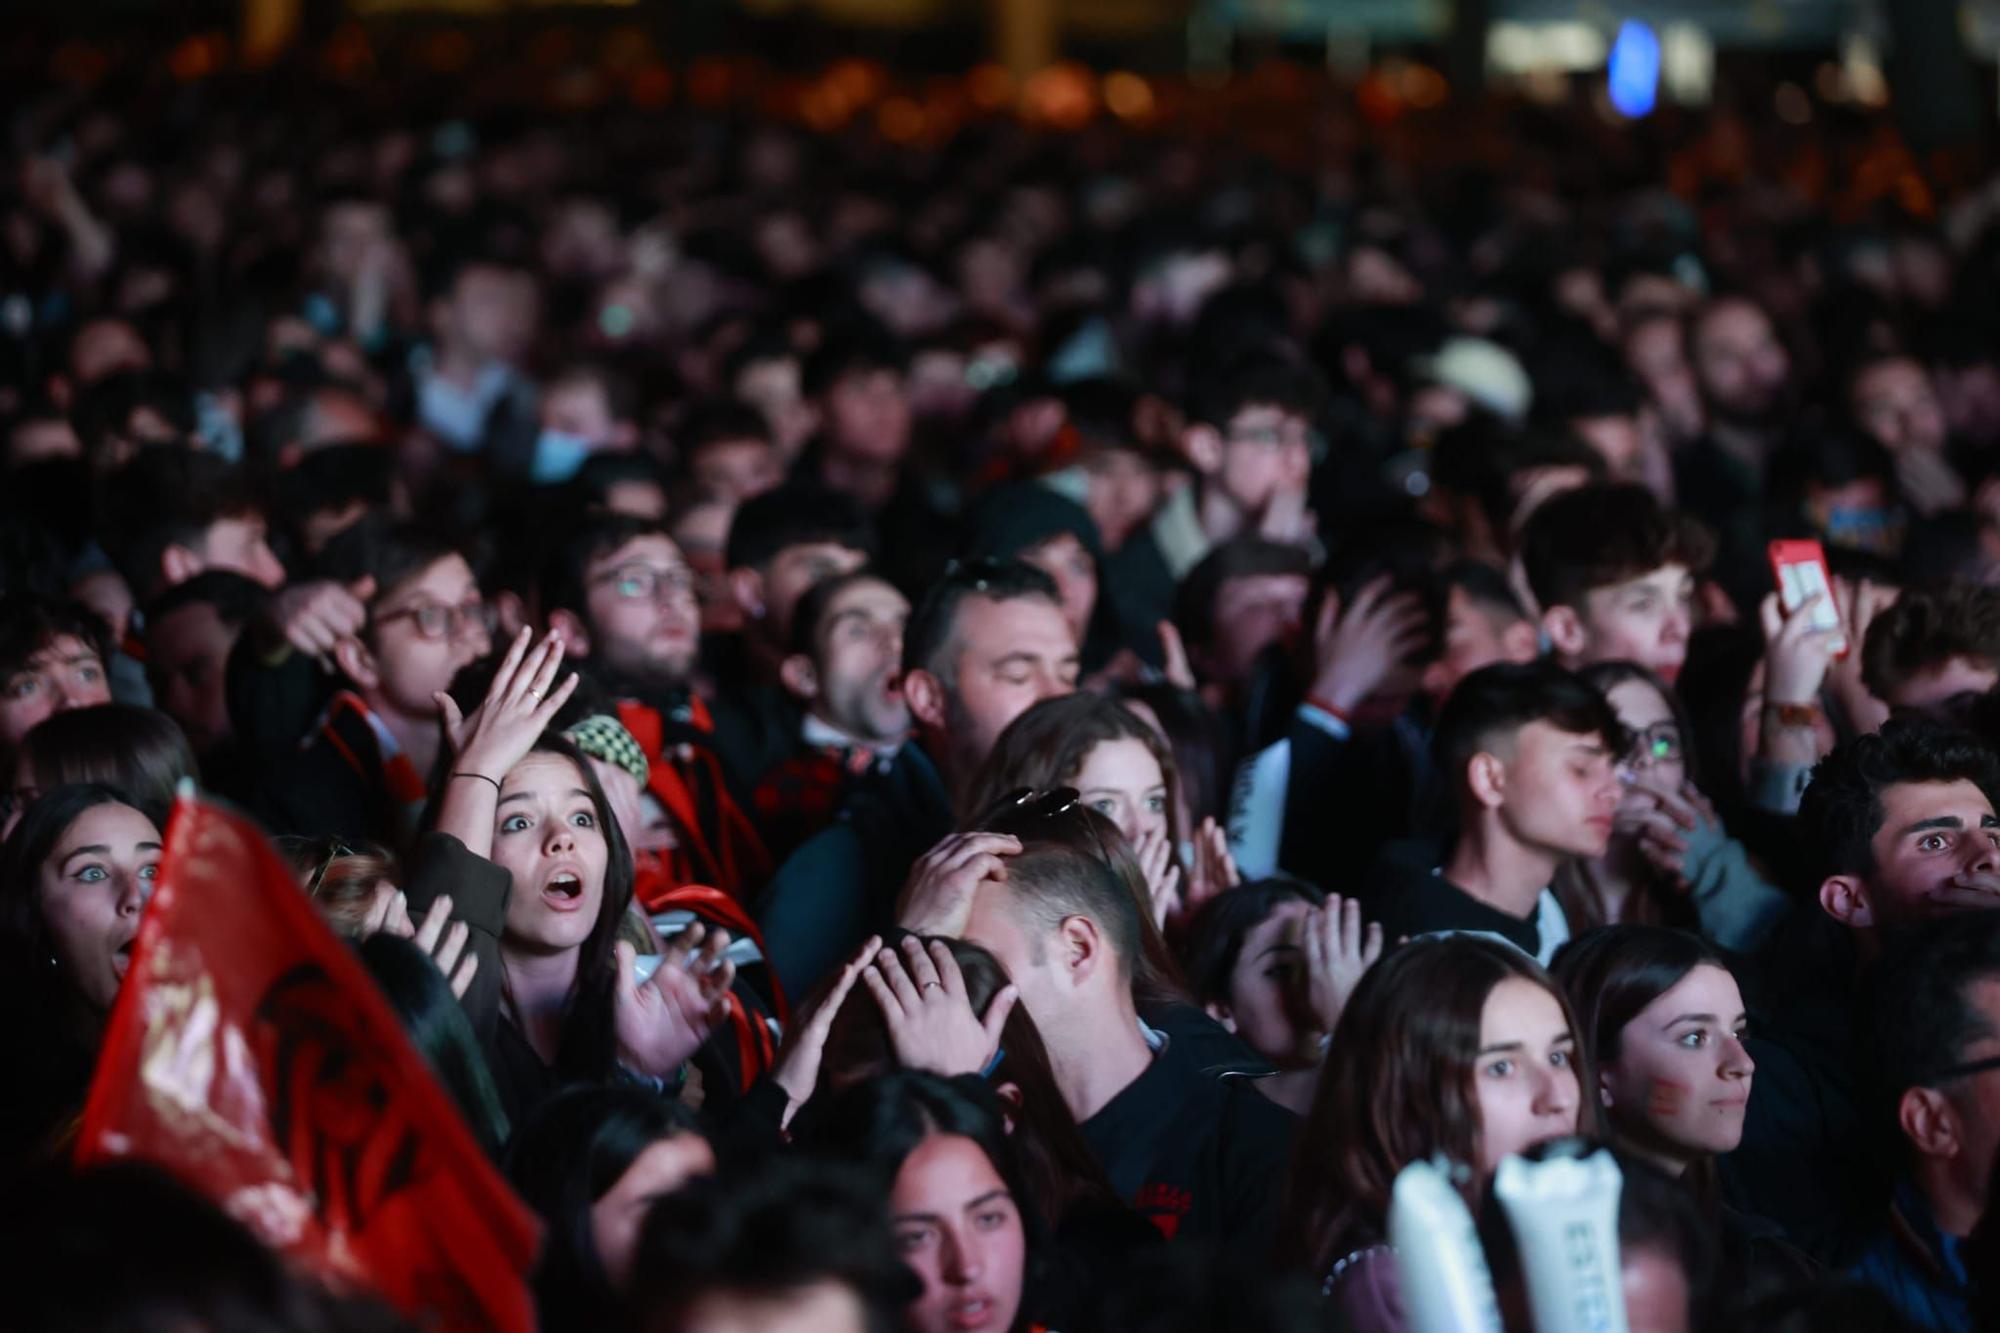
left=1645, top=1079, right=1688, bottom=1119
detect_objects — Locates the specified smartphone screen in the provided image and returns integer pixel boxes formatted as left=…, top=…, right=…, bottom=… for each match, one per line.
left=1768, top=539, right=1847, bottom=654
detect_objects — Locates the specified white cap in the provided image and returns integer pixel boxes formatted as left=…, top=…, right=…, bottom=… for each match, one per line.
left=1417, top=337, right=1534, bottom=423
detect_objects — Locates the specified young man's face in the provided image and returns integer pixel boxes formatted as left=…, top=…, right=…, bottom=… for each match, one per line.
left=197, top=513, right=286, bottom=590
left=1422, top=586, right=1538, bottom=702
left=1691, top=299, right=1790, bottom=427
left=1931, top=977, right=2000, bottom=1219
left=541, top=377, right=621, bottom=447
left=1852, top=357, right=1947, bottom=456
left=1082, top=446, right=1162, bottom=552
left=1491, top=721, right=1620, bottom=860
left=1, top=634, right=112, bottom=752
left=1849, top=779, right=2000, bottom=928
left=1885, top=656, right=2000, bottom=718
left=147, top=601, right=241, bottom=756
left=583, top=535, right=701, bottom=687
left=1205, top=572, right=1309, bottom=687
left=823, top=367, right=911, bottom=464
left=1568, top=564, right=1695, bottom=681
left=361, top=554, right=490, bottom=719
left=807, top=578, right=910, bottom=744
left=690, top=438, right=783, bottom=506
left=939, top=594, right=1078, bottom=771
left=1214, top=404, right=1311, bottom=519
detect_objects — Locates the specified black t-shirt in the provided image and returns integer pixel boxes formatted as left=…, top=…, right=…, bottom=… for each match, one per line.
left=1361, top=846, right=1567, bottom=964
left=1078, top=1030, right=1297, bottom=1249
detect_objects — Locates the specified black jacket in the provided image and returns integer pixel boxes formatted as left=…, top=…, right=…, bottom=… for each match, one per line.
left=755, top=741, right=953, bottom=1000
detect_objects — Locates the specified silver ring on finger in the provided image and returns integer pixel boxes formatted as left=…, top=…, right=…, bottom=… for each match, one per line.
left=921, top=980, right=943, bottom=993
left=527, top=687, right=543, bottom=702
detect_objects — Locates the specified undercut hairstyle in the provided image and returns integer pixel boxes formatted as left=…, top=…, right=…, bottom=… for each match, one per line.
left=1518, top=483, right=1713, bottom=614
left=1861, top=586, right=2000, bottom=705
left=315, top=512, right=465, bottom=615
left=541, top=512, right=674, bottom=617
left=628, top=1156, right=920, bottom=1333
left=1428, top=558, right=1531, bottom=637
left=723, top=482, right=873, bottom=574
left=1181, top=876, right=1326, bottom=1009
left=145, top=568, right=268, bottom=634
left=901, top=558, right=1059, bottom=685
left=992, top=845, right=1142, bottom=983
left=1173, top=537, right=1312, bottom=655
left=1184, top=354, right=1327, bottom=430
left=96, top=445, right=265, bottom=598
left=0, top=596, right=111, bottom=682
left=1432, top=660, right=1624, bottom=798
left=1867, top=913, right=2000, bottom=1134
left=1797, top=717, right=2000, bottom=886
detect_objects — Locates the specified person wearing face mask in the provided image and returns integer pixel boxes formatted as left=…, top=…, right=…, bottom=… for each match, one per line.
left=505, top=1085, right=716, bottom=1333
left=410, top=628, right=739, bottom=1126
left=0, top=783, right=160, bottom=1166
left=1277, top=936, right=1589, bottom=1331
left=528, top=362, right=641, bottom=486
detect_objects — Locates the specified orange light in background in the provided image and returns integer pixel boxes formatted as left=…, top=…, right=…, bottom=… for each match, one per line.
left=877, top=95, right=927, bottom=142
left=1398, top=62, right=1448, bottom=109
left=240, top=0, right=299, bottom=69
left=1102, top=70, right=1154, bottom=121
left=421, top=29, right=474, bottom=74
left=602, top=26, right=653, bottom=72
left=628, top=63, right=673, bottom=109
left=687, top=57, right=736, bottom=107
left=827, top=58, right=887, bottom=106
left=169, top=32, right=229, bottom=82
left=1023, top=62, right=1095, bottom=130
left=322, top=23, right=374, bottom=80
left=51, top=42, right=109, bottom=86
left=968, top=62, right=1014, bottom=111
left=527, top=27, right=573, bottom=69
left=1356, top=70, right=1402, bottom=125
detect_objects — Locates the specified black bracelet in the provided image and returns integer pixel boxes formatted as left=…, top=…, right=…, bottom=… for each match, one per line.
left=450, top=771, right=501, bottom=794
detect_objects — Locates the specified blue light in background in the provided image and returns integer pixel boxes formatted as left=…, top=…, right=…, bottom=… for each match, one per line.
left=1608, top=20, right=1660, bottom=118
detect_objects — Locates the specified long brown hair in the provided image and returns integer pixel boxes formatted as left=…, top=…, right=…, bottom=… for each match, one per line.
left=815, top=936, right=1122, bottom=1226
left=962, top=693, right=1187, bottom=854
left=1279, top=936, right=1597, bottom=1274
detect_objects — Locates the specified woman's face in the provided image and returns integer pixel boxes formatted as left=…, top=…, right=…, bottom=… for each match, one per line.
left=1472, top=977, right=1582, bottom=1175
left=494, top=753, right=610, bottom=956
left=1071, top=736, right=1169, bottom=849
left=1599, top=964, right=1754, bottom=1162
left=1019, top=531, right=1098, bottom=646
left=590, top=1132, right=716, bottom=1290
left=1215, top=898, right=1321, bottom=1067
left=890, top=1133, right=1027, bottom=1333
left=37, top=802, right=161, bottom=1013
left=1606, top=677, right=1685, bottom=793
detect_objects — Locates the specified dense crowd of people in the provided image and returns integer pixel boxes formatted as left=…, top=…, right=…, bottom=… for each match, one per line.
left=11, top=38, right=2000, bottom=1331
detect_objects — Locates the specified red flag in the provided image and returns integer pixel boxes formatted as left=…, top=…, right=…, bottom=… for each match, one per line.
left=76, top=792, right=540, bottom=1332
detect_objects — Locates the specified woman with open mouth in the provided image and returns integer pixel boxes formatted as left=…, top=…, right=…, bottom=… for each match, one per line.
left=416, top=626, right=739, bottom=1126
left=0, top=782, right=161, bottom=1163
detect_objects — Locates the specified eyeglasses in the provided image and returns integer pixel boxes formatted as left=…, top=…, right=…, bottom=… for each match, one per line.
left=1621, top=722, right=1683, bottom=770
left=304, top=839, right=358, bottom=899
left=1926, top=1053, right=2000, bottom=1085
left=592, top=562, right=697, bottom=604
left=374, top=598, right=496, bottom=642
left=975, top=786, right=1082, bottom=828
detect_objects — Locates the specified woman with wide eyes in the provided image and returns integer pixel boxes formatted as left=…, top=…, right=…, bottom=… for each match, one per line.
left=801, top=1071, right=1039, bottom=1333
left=1553, top=925, right=1755, bottom=1178
left=414, top=628, right=738, bottom=1125
left=0, top=782, right=162, bottom=1162
left=1279, top=937, right=1591, bottom=1333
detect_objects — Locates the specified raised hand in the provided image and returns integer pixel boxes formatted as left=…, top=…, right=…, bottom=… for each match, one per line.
left=269, top=576, right=375, bottom=663
left=862, top=937, right=1016, bottom=1079
left=896, top=832, right=1021, bottom=937
left=1184, top=817, right=1241, bottom=916
left=1301, top=895, right=1384, bottom=1034
left=1310, top=575, right=1429, bottom=716
left=1132, top=827, right=1183, bottom=930
left=409, top=894, right=479, bottom=1000
left=435, top=626, right=581, bottom=778
left=1758, top=590, right=1843, bottom=707
left=770, top=935, right=880, bottom=1125
left=613, top=922, right=736, bottom=1081
left=1157, top=619, right=1198, bottom=692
